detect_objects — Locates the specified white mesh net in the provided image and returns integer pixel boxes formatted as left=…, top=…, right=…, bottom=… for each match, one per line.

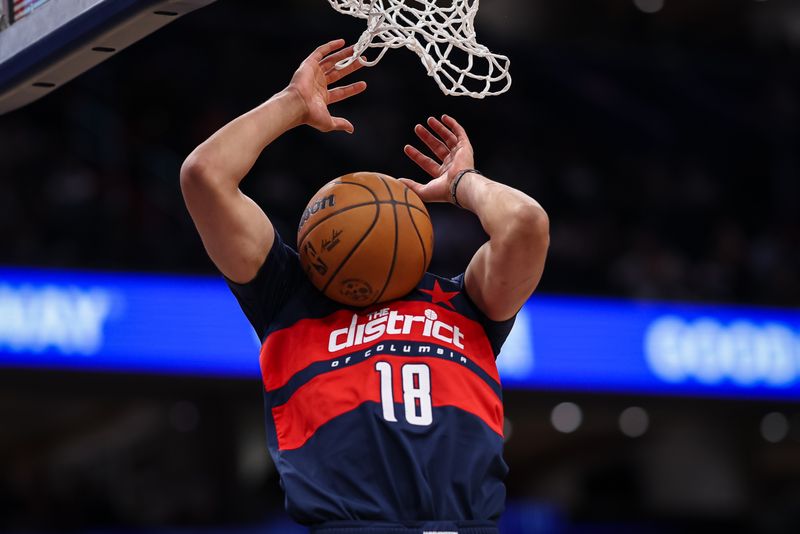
left=327, top=0, right=512, bottom=99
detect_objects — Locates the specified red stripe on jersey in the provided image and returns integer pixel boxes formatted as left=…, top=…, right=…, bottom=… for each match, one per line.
left=260, top=301, right=499, bottom=392
left=271, top=356, right=503, bottom=451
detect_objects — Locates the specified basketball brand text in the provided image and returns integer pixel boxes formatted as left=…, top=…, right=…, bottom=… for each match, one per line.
left=299, top=194, right=336, bottom=230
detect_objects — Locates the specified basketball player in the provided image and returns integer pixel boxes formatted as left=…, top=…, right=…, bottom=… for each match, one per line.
left=181, top=40, right=549, bottom=534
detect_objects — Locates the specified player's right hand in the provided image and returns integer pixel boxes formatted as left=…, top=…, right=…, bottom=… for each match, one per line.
left=286, top=39, right=367, bottom=134
left=401, top=115, right=476, bottom=204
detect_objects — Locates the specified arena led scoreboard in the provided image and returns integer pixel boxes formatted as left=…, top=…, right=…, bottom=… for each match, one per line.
left=0, top=268, right=798, bottom=401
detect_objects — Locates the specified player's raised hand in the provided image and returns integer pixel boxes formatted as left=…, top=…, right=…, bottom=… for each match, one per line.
left=400, top=115, right=476, bottom=203
left=287, top=39, right=367, bottom=134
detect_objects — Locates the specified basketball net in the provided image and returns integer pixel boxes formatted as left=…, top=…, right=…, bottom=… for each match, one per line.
left=327, top=0, right=512, bottom=99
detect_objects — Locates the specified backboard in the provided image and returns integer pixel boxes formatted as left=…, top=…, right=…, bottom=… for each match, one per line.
left=0, top=0, right=217, bottom=115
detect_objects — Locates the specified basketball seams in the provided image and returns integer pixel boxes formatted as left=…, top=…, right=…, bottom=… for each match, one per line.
left=298, top=181, right=378, bottom=246
left=406, top=203, right=430, bottom=221
left=372, top=176, right=400, bottom=305
left=404, top=188, right=428, bottom=280
left=298, top=201, right=374, bottom=250
left=299, top=201, right=427, bottom=247
left=320, top=204, right=381, bottom=295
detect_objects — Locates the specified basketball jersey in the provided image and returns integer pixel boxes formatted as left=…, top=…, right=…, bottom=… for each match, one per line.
left=227, top=231, right=516, bottom=531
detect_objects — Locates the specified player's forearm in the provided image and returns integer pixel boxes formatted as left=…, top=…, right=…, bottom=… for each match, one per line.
left=180, top=90, right=305, bottom=190
left=457, top=172, right=549, bottom=246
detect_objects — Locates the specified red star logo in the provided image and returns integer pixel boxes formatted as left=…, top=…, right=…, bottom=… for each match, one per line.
left=419, top=280, right=459, bottom=311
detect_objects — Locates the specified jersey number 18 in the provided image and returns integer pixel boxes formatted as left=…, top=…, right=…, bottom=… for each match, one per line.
left=375, top=361, right=433, bottom=426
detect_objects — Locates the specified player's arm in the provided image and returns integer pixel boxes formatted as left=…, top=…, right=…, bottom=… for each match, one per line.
left=401, top=115, right=549, bottom=322
left=180, top=39, right=367, bottom=283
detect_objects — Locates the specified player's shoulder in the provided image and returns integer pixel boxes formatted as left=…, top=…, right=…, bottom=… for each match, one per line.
left=420, top=271, right=465, bottom=291
left=417, top=272, right=517, bottom=357
left=416, top=272, right=516, bottom=326
left=409, top=271, right=476, bottom=319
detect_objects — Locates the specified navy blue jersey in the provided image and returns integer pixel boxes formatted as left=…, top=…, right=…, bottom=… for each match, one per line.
left=227, top=231, right=516, bottom=531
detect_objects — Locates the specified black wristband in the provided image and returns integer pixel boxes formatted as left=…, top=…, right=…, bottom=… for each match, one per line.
left=450, top=169, right=481, bottom=208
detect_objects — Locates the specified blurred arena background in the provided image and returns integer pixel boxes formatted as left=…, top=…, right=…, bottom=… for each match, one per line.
left=1, top=0, right=799, bottom=532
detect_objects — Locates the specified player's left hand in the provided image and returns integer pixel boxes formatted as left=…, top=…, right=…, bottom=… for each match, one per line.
left=400, top=115, right=476, bottom=203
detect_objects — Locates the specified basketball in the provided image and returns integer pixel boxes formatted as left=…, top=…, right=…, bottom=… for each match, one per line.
left=297, top=172, right=434, bottom=307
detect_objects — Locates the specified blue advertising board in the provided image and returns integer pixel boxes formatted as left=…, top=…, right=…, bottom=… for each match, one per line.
left=1, top=268, right=799, bottom=400
left=499, top=296, right=800, bottom=400
left=0, top=268, right=260, bottom=377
